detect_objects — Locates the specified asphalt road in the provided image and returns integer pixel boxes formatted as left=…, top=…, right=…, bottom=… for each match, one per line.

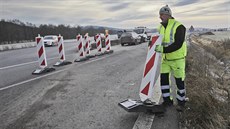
left=0, top=41, right=149, bottom=129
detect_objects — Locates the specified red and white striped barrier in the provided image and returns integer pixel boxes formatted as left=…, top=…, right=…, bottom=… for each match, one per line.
left=58, top=35, right=65, bottom=61
left=118, top=34, right=165, bottom=113
left=84, top=33, right=90, bottom=55
left=139, top=34, right=163, bottom=102
left=96, top=34, right=103, bottom=56
left=77, top=34, right=85, bottom=56
left=32, top=34, right=55, bottom=74
left=104, top=34, right=114, bottom=54
left=105, top=34, right=111, bottom=51
left=84, top=33, right=95, bottom=58
left=36, top=34, right=47, bottom=68
left=54, top=34, right=72, bottom=66
left=75, top=34, right=89, bottom=62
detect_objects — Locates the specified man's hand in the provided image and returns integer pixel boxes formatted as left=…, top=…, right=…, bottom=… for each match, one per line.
left=148, top=41, right=151, bottom=46
left=155, top=45, right=163, bottom=53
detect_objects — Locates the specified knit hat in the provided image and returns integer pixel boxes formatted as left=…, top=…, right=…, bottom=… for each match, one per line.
left=159, top=5, right=172, bottom=16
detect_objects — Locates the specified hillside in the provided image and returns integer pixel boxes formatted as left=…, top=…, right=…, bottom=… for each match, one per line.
left=0, top=19, right=118, bottom=44
left=180, top=31, right=230, bottom=129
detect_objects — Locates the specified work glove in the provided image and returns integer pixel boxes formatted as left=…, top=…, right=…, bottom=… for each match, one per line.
left=155, top=45, right=163, bottom=53
left=148, top=41, right=151, bottom=46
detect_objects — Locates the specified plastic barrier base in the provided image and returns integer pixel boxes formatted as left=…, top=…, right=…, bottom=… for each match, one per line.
left=74, top=57, right=89, bottom=62
left=32, top=67, right=55, bottom=75
left=96, top=52, right=105, bottom=56
left=118, top=99, right=165, bottom=113
left=53, top=61, right=72, bottom=67
left=86, top=54, right=96, bottom=58
left=104, top=50, right=114, bottom=54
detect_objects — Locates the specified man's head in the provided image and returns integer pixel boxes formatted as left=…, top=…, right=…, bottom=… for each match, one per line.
left=159, top=5, right=172, bottom=23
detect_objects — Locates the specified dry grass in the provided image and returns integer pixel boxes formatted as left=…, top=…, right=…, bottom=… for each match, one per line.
left=180, top=35, right=230, bottom=129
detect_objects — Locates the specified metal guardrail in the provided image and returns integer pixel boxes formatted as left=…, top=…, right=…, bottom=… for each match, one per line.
left=0, top=35, right=119, bottom=51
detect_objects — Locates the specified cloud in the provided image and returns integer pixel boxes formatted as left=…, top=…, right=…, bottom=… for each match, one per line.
left=0, top=0, right=229, bottom=28
left=106, top=2, right=130, bottom=12
left=173, top=0, right=200, bottom=6
left=172, top=0, right=229, bottom=15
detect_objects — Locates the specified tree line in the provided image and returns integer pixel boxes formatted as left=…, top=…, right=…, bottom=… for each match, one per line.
left=0, top=19, right=118, bottom=45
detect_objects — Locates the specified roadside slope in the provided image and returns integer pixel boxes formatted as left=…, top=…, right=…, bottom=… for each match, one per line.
left=180, top=32, right=230, bottom=129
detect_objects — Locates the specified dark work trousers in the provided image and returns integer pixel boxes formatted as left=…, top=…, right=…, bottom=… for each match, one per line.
left=161, top=73, right=186, bottom=105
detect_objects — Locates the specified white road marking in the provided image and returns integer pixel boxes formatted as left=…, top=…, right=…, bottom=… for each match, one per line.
left=0, top=55, right=108, bottom=91
left=0, top=61, right=37, bottom=70
left=0, top=54, right=75, bottom=70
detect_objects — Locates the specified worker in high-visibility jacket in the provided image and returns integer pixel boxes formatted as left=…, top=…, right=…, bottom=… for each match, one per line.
left=155, top=5, right=187, bottom=111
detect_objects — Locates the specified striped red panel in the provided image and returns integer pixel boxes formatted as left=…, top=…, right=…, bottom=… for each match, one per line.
left=149, top=36, right=159, bottom=49
left=41, top=60, right=46, bottom=66
left=59, top=44, right=63, bottom=53
left=141, top=82, right=150, bottom=95
left=97, top=41, right=100, bottom=47
left=85, top=42, right=88, bottom=48
left=143, top=52, right=156, bottom=77
left=78, top=42, right=82, bottom=50
left=106, top=40, right=109, bottom=45
left=36, top=38, right=41, bottom=45
left=77, top=36, right=80, bottom=40
left=60, top=55, right=64, bottom=60
left=58, top=37, right=61, bottom=42
left=38, top=46, right=43, bottom=58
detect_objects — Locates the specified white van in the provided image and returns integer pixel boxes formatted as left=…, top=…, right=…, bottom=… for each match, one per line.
left=133, top=27, right=148, bottom=42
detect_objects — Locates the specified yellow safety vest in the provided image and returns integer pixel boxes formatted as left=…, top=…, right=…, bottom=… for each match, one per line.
left=158, top=19, right=187, bottom=60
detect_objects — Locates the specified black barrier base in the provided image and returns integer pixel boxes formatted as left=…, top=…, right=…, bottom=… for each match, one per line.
left=118, top=99, right=165, bottom=113
left=74, top=57, right=89, bottom=62
left=32, top=67, right=55, bottom=75
left=104, top=50, right=114, bottom=54
left=96, top=52, right=105, bottom=56
left=53, top=61, right=72, bottom=67
left=86, top=54, right=96, bottom=58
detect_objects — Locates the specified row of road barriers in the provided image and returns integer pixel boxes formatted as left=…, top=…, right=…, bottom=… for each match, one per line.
left=32, top=32, right=165, bottom=115
left=32, top=33, right=114, bottom=75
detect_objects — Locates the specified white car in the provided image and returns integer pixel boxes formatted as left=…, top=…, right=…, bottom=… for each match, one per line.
left=43, top=35, right=58, bottom=46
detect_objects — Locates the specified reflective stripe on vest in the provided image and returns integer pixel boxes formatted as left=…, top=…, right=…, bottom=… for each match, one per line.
left=160, top=21, right=177, bottom=47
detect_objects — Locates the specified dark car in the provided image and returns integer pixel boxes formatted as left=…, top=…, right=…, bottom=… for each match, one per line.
left=120, top=31, right=141, bottom=46
left=117, top=30, right=123, bottom=38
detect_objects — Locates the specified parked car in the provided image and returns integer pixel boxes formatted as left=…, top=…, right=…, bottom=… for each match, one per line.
left=120, top=31, right=141, bottom=46
left=117, top=30, right=123, bottom=38
left=43, top=35, right=58, bottom=46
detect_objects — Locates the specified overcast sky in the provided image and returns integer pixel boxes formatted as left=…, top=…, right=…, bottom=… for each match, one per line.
left=0, top=0, right=230, bottom=29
